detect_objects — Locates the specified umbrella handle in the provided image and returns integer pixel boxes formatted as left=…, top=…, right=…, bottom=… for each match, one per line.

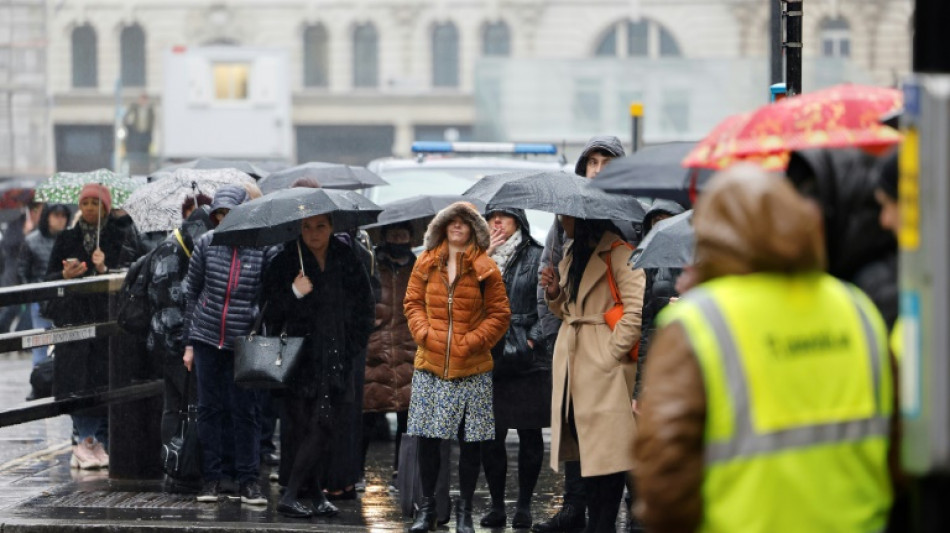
left=96, top=189, right=101, bottom=250
left=296, top=240, right=305, bottom=272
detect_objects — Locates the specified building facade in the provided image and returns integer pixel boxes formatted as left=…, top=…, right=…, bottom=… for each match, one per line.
left=1, top=0, right=49, bottom=178
left=43, top=0, right=913, bottom=171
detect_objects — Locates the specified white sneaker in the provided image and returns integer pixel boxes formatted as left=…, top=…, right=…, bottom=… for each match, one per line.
left=92, top=441, right=109, bottom=468
left=70, top=437, right=101, bottom=470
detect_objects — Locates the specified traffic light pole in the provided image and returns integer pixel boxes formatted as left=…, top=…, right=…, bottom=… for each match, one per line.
left=783, top=0, right=802, bottom=96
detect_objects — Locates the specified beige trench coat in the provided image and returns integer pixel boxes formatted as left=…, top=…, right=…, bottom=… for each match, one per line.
left=546, top=231, right=645, bottom=477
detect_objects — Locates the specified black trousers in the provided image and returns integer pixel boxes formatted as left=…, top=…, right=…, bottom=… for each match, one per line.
left=360, top=411, right=408, bottom=476
left=481, top=426, right=544, bottom=508
left=568, top=401, right=622, bottom=532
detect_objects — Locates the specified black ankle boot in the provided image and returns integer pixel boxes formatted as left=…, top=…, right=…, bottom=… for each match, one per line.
left=408, top=497, right=437, bottom=532
left=456, top=498, right=475, bottom=533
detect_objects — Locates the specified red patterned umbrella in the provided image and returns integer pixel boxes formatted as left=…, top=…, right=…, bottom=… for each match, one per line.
left=683, top=84, right=902, bottom=170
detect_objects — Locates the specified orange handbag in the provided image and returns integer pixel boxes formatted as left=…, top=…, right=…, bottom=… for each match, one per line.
left=604, top=240, right=640, bottom=362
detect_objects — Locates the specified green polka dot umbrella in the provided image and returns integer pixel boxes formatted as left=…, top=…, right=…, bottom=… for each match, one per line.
left=35, top=169, right=139, bottom=207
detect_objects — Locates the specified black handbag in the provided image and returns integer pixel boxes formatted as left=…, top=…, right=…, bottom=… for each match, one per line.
left=161, top=373, right=201, bottom=481
left=28, top=356, right=54, bottom=400
left=233, top=304, right=305, bottom=389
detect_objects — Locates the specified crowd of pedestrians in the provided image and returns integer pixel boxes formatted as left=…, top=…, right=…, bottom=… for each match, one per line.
left=0, top=126, right=905, bottom=532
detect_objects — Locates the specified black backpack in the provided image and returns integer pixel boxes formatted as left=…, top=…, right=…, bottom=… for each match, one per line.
left=116, top=252, right=151, bottom=335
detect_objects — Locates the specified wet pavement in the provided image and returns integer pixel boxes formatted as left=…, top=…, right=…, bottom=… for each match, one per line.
left=0, top=353, right=636, bottom=532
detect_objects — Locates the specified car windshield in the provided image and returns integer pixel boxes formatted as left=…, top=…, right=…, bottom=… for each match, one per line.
left=369, top=170, right=478, bottom=204
left=369, top=166, right=556, bottom=243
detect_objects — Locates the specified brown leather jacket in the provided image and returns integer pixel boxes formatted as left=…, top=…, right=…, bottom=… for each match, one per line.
left=633, top=165, right=902, bottom=532
left=404, top=202, right=510, bottom=380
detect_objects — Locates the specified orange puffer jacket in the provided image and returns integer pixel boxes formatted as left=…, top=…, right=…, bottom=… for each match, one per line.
left=404, top=202, right=511, bottom=380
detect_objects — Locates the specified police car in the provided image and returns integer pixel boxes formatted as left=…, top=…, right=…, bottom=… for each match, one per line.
left=367, top=142, right=569, bottom=243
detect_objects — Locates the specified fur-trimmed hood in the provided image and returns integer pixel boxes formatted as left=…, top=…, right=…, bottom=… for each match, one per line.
left=423, top=201, right=491, bottom=251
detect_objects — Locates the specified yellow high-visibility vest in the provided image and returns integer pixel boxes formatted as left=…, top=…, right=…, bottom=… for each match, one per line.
left=658, top=272, right=893, bottom=533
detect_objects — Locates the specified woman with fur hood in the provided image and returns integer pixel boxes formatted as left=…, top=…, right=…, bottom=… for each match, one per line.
left=404, top=202, right=510, bottom=533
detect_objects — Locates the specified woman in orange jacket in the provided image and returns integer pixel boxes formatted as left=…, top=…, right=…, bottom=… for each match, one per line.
left=403, top=202, right=510, bottom=533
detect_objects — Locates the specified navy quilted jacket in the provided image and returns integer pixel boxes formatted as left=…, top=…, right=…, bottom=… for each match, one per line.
left=182, top=230, right=275, bottom=350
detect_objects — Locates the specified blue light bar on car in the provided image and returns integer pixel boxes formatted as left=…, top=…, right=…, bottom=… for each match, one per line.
left=411, top=142, right=557, bottom=155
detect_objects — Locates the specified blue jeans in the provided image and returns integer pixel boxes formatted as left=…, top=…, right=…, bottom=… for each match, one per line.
left=29, top=303, right=51, bottom=366
left=194, top=342, right=261, bottom=485
left=73, top=414, right=108, bottom=450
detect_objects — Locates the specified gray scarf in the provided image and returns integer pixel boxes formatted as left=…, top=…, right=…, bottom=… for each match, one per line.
left=490, top=229, right=522, bottom=275
left=78, top=217, right=107, bottom=255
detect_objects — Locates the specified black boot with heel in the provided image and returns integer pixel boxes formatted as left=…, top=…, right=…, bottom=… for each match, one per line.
left=408, top=496, right=437, bottom=532
left=456, top=498, right=475, bottom=533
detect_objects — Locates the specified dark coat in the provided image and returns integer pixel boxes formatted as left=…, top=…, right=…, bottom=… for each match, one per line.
left=19, top=231, right=57, bottom=285
left=146, top=209, right=213, bottom=359
left=488, top=208, right=551, bottom=429
left=44, top=216, right=142, bottom=400
left=44, top=216, right=141, bottom=324
left=364, top=247, right=416, bottom=413
left=787, top=149, right=893, bottom=280
left=262, top=237, right=374, bottom=401
left=634, top=199, right=687, bottom=399
left=19, top=204, right=72, bottom=284
left=490, top=210, right=545, bottom=378
left=0, top=217, right=26, bottom=288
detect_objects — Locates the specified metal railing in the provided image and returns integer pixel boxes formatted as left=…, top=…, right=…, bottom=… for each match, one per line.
left=0, top=274, right=161, bottom=429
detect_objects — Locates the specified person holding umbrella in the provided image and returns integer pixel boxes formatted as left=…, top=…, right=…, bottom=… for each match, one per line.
left=404, top=202, right=510, bottom=533
left=45, top=183, right=142, bottom=469
left=262, top=211, right=375, bottom=518
left=539, top=214, right=645, bottom=533
left=533, top=135, right=625, bottom=533
left=181, top=186, right=274, bottom=505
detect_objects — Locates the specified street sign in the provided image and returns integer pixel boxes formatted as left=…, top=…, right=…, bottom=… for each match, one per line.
left=21, top=325, right=96, bottom=349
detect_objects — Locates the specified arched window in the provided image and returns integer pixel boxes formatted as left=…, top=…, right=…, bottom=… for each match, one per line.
left=482, top=21, right=510, bottom=56
left=820, top=17, right=850, bottom=58
left=303, top=24, right=329, bottom=87
left=72, top=24, right=98, bottom=88
left=353, top=23, right=378, bottom=88
left=594, top=19, right=682, bottom=58
left=432, top=22, right=459, bottom=87
left=120, top=24, right=146, bottom=87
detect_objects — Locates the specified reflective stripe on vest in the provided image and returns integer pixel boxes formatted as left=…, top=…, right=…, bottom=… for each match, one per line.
left=687, top=287, right=889, bottom=465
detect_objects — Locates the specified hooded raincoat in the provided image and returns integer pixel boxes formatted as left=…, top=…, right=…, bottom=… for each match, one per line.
left=633, top=165, right=902, bottom=532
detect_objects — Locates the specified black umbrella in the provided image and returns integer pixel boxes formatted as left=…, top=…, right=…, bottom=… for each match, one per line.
left=591, top=142, right=713, bottom=206
left=158, top=158, right=270, bottom=180
left=463, top=171, right=646, bottom=222
left=258, top=162, right=389, bottom=194
left=211, top=188, right=381, bottom=247
left=630, top=210, right=694, bottom=269
left=363, top=195, right=486, bottom=247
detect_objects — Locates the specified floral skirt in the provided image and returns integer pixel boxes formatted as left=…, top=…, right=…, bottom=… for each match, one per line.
left=407, top=369, right=494, bottom=442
